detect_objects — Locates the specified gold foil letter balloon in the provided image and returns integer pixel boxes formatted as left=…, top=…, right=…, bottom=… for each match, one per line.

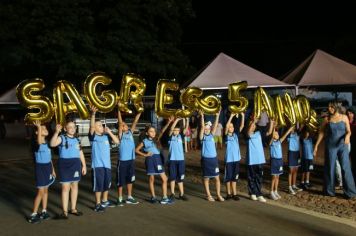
left=196, top=94, right=221, bottom=114
left=155, top=80, right=179, bottom=118
left=118, top=73, right=146, bottom=113
left=228, top=81, right=248, bottom=114
left=306, top=109, right=319, bottom=132
left=294, top=95, right=311, bottom=124
left=253, top=87, right=275, bottom=120
left=16, top=78, right=54, bottom=124
left=53, top=80, right=89, bottom=125
left=274, top=93, right=296, bottom=127
left=176, top=87, right=203, bottom=117
left=84, top=72, right=118, bottom=113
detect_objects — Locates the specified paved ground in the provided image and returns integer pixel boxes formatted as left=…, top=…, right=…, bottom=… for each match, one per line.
left=0, top=158, right=355, bottom=236
left=0, top=123, right=355, bottom=235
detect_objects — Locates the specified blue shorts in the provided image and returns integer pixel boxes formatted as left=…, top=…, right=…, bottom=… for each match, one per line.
left=288, top=151, right=300, bottom=167
left=301, top=159, right=314, bottom=173
left=168, top=160, right=185, bottom=182
left=35, top=162, right=55, bottom=188
left=92, top=167, right=111, bottom=192
left=145, top=154, right=164, bottom=175
left=270, top=158, right=283, bottom=175
left=116, top=160, right=135, bottom=187
left=201, top=157, right=219, bottom=178
left=58, top=158, right=81, bottom=183
left=224, top=161, right=240, bottom=182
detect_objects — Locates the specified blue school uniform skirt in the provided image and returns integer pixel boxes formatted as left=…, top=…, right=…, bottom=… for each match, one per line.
left=35, top=163, right=55, bottom=188
left=116, top=160, right=135, bottom=186
left=58, top=158, right=81, bottom=183
left=201, top=157, right=219, bottom=178
left=145, top=154, right=164, bottom=175
left=270, top=158, right=283, bottom=175
left=224, top=161, right=240, bottom=182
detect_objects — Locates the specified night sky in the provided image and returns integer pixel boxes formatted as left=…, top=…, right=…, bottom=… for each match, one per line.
left=181, top=1, right=356, bottom=79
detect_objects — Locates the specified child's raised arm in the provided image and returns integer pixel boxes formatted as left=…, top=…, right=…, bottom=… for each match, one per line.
left=33, top=120, right=43, bottom=144
left=280, top=125, right=294, bottom=143
left=266, top=119, right=275, bottom=136
left=239, top=112, right=245, bottom=132
left=105, top=127, right=119, bottom=144
left=157, top=116, right=174, bottom=140
left=211, top=110, right=221, bottom=135
left=131, top=111, right=142, bottom=135
left=169, top=117, right=182, bottom=136
left=117, top=106, right=123, bottom=139
left=50, top=124, right=62, bottom=147
left=183, top=118, right=189, bottom=135
left=247, top=119, right=256, bottom=138
left=225, top=113, right=234, bottom=135
left=89, top=105, right=98, bottom=136
left=199, top=110, right=205, bottom=140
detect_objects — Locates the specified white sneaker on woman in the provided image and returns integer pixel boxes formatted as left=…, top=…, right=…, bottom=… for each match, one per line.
left=257, top=196, right=267, bottom=202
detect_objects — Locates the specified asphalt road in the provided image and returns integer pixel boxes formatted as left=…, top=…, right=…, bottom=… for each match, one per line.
left=0, top=159, right=355, bottom=236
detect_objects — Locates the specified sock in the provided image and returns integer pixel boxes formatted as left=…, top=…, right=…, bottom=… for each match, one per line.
left=128, top=195, right=133, bottom=199
left=31, top=212, right=37, bottom=216
left=292, top=185, right=296, bottom=188
left=118, top=197, right=123, bottom=201
left=42, top=209, right=47, bottom=213
left=301, top=181, right=305, bottom=184
left=306, top=180, right=309, bottom=184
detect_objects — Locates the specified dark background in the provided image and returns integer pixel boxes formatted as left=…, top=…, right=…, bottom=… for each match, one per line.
left=0, top=0, right=355, bottom=95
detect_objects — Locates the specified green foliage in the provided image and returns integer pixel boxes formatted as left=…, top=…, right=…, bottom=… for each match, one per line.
left=0, top=0, right=195, bottom=90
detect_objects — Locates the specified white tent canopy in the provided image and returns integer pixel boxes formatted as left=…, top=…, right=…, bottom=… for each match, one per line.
left=186, top=52, right=292, bottom=90
left=0, top=87, right=18, bottom=104
left=282, top=49, right=356, bottom=86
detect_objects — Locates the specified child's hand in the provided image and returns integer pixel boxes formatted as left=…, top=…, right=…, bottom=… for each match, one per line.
left=168, top=116, right=174, bottom=123
left=55, top=124, right=62, bottom=133
left=105, top=127, right=111, bottom=133
left=33, top=120, right=41, bottom=127
left=145, top=152, right=153, bottom=157
left=82, top=165, right=87, bottom=175
left=52, top=170, right=56, bottom=178
left=313, top=147, right=318, bottom=157
left=90, top=105, right=98, bottom=114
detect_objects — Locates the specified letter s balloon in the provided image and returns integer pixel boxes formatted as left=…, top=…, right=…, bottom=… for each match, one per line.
left=16, top=79, right=54, bottom=124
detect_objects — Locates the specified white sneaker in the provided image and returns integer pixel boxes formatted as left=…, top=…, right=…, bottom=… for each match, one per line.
left=274, top=191, right=282, bottom=199
left=289, top=187, right=296, bottom=195
left=270, top=191, right=278, bottom=200
left=293, top=186, right=303, bottom=192
left=257, top=196, right=267, bottom=202
left=250, top=194, right=258, bottom=201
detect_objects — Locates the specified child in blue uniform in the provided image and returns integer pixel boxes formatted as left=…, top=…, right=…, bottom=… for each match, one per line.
left=135, top=118, right=173, bottom=204
left=199, top=110, right=224, bottom=202
left=168, top=117, right=189, bottom=201
left=286, top=126, right=303, bottom=195
left=300, top=127, right=314, bottom=190
left=224, top=112, right=244, bottom=201
left=50, top=121, right=87, bottom=219
left=267, top=121, right=293, bottom=200
left=89, top=106, right=119, bottom=212
left=246, top=119, right=267, bottom=202
left=28, top=121, right=56, bottom=224
left=117, top=108, right=141, bottom=206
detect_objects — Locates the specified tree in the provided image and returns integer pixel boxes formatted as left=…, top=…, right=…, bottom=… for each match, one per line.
left=0, top=0, right=195, bottom=93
